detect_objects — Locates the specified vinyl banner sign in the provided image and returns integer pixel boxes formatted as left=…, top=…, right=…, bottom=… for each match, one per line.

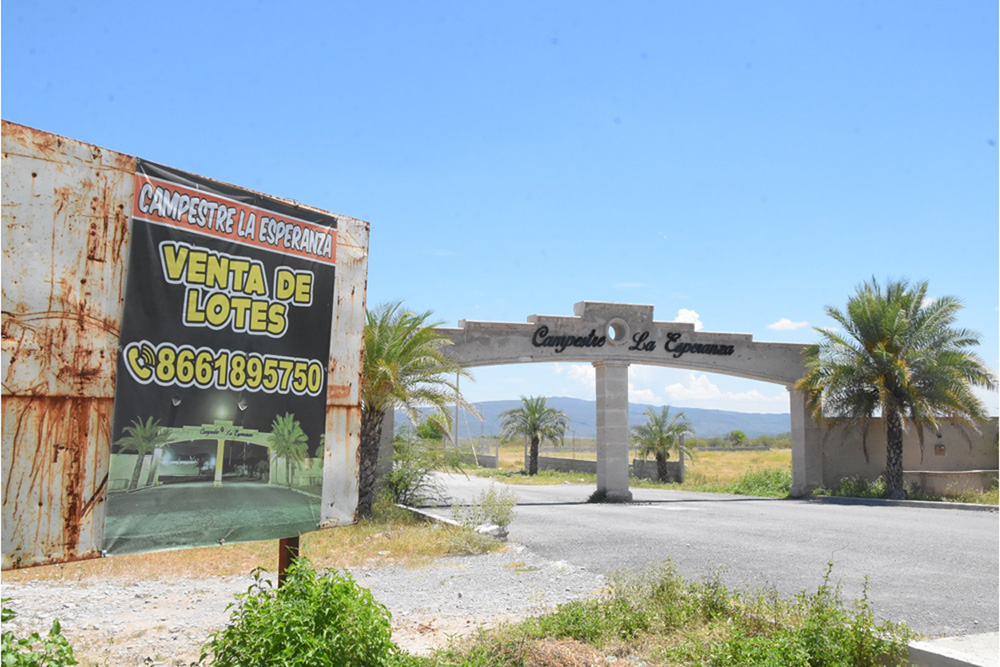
left=104, top=160, right=337, bottom=554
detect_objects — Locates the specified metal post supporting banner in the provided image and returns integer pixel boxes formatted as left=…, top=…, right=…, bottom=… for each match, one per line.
left=278, top=536, right=300, bottom=587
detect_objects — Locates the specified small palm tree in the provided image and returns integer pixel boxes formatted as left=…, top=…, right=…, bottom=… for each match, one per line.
left=360, top=302, right=474, bottom=517
left=797, top=278, right=996, bottom=499
left=268, top=412, right=309, bottom=488
left=631, top=406, right=694, bottom=483
left=116, top=417, right=169, bottom=491
left=499, top=396, right=570, bottom=476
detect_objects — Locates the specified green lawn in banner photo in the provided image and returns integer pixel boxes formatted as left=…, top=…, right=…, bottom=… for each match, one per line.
left=102, top=482, right=321, bottom=555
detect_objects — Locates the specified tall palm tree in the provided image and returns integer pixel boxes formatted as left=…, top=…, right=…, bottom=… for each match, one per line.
left=268, top=412, right=309, bottom=488
left=499, top=396, right=570, bottom=476
left=360, top=302, right=473, bottom=517
left=796, top=278, right=996, bottom=499
left=116, top=417, right=169, bottom=491
left=631, top=406, right=694, bottom=483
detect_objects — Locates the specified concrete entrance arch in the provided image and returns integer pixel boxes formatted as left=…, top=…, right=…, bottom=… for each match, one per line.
left=437, top=302, right=822, bottom=500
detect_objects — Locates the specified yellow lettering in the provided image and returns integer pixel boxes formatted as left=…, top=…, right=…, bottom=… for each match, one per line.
left=248, top=300, right=270, bottom=332
left=161, top=243, right=189, bottom=282
left=294, top=273, right=312, bottom=305
left=229, top=298, right=252, bottom=329
left=187, top=250, right=208, bottom=284
left=204, top=292, right=231, bottom=326
left=275, top=269, right=296, bottom=300
left=267, top=303, right=288, bottom=336
left=244, top=264, right=267, bottom=296
left=275, top=269, right=313, bottom=304
left=205, top=254, right=229, bottom=290
left=184, top=289, right=206, bottom=324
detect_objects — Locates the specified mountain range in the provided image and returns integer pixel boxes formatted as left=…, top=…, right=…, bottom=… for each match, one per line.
left=397, top=396, right=790, bottom=439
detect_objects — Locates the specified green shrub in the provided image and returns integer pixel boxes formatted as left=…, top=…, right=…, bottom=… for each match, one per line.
left=453, top=485, right=517, bottom=538
left=727, top=467, right=793, bottom=497
left=814, top=475, right=887, bottom=499
left=380, top=431, right=450, bottom=507
left=200, top=559, right=406, bottom=666
left=436, top=561, right=914, bottom=667
left=446, top=527, right=503, bottom=555
left=1, top=602, right=77, bottom=667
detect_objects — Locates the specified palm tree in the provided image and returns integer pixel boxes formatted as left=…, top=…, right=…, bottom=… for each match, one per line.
left=631, top=406, right=694, bottom=483
left=268, top=412, right=309, bottom=488
left=499, top=396, right=570, bottom=476
left=796, top=278, right=996, bottom=499
left=360, top=302, right=473, bottom=517
left=116, top=417, right=169, bottom=491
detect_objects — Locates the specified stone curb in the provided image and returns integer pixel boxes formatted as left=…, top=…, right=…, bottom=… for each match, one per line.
left=803, top=495, right=997, bottom=512
left=396, top=504, right=463, bottom=527
left=908, top=632, right=999, bottom=667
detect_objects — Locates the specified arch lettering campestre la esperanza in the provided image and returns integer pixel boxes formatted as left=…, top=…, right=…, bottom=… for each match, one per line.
left=435, top=302, right=822, bottom=500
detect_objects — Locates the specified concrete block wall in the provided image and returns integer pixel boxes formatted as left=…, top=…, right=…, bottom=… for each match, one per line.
left=536, top=456, right=597, bottom=475
left=458, top=453, right=499, bottom=468
left=821, top=418, right=998, bottom=490
left=631, top=458, right=684, bottom=483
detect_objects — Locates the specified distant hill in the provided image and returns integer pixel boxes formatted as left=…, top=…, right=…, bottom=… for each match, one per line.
left=397, top=396, right=790, bottom=439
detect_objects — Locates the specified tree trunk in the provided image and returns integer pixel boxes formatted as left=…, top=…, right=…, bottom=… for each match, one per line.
left=286, top=457, right=293, bottom=488
left=655, top=453, right=669, bottom=483
left=358, top=408, right=384, bottom=518
left=529, top=436, right=539, bottom=476
left=885, top=408, right=906, bottom=499
left=129, top=453, right=145, bottom=491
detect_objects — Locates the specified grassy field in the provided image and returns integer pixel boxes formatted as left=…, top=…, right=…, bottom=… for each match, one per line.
left=476, top=443, right=793, bottom=491
left=474, top=444, right=998, bottom=504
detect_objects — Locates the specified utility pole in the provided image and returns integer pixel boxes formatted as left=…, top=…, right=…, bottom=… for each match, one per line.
left=453, top=373, right=460, bottom=449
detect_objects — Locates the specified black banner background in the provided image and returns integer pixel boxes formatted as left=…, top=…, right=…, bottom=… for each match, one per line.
left=104, top=160, right=337, bottom=554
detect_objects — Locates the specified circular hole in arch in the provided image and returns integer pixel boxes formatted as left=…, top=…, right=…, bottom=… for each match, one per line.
left=606, top=318, right=629, bottom=345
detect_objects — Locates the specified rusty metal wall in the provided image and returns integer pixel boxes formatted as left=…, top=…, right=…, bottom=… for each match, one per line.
left=2, top=121, right=368, bottom=568
left=2, top=121, right=134, bottom=568
left=320, top=211, right=368, bottom=528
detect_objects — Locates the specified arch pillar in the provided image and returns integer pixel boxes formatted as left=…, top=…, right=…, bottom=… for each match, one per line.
left=788, top=387, right=823, bottom=496
left=594, top=360, right=633, bottom=502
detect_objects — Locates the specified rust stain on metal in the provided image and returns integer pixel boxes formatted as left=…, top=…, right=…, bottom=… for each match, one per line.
left=326, top=383, right=351, bottom=401
left=3, top=395, right=112, bottom=569
left=3, top=122, right=126, bottom=569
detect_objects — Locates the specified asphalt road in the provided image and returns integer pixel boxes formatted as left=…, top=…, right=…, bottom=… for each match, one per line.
left=435, top=473, right=999, bottom=637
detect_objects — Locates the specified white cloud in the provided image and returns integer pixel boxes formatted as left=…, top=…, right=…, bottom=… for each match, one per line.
left=628, top=384, right=660, bottom=404
left=768, top=318, right=810, bottom=331
left=663, top=373, right=787, bottom=412
left=553, top=363, right=595, bottom=394
left=674, top=308, right=703, bottom=331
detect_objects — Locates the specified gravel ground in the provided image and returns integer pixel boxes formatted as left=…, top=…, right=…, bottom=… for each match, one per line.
left=1, top=544, right=606, bottom=666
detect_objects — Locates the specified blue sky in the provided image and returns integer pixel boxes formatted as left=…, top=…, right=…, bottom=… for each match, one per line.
left=4, top=1, right=997, bottom=415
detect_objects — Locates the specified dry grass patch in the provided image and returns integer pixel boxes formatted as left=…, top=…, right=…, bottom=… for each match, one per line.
left=681, top=449, right=791, bottom=487
left=3, top=512, right=501, bottom=584
left=524, top=638, right=619, bottom=666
